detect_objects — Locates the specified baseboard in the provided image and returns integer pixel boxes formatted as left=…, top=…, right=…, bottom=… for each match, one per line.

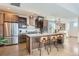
left=5, top=43, right=18, bottom=46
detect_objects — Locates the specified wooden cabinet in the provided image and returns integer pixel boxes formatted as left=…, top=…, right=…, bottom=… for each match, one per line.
left=12, top=15, right=18, bottom=22
left=0, top=25, right=3, bottom=37
left=0, top=12, right=4, bottom=37
left=35, top=16, right=44, bottom=33
left=18, top=35, right=26, bottom=43
left=35, top=16, right=44, bottom=28
left=0, top=12, right=19, bottom=37
left=4, top=12, right=18, bottom=22
left=0, top=13, right=4, bottom=24
left=43, top=20, right=48, bottom=27
left=43, top=20, right=48, bottom=32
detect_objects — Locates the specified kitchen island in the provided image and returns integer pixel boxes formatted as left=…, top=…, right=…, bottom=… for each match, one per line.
left=26, top=33, right=65, bottom=55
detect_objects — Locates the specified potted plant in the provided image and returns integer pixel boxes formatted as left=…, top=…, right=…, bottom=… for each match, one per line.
left=0, top=37, right=7, bottom=47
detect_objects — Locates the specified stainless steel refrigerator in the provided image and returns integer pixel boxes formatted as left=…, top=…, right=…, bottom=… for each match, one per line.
left=4, top=22, right=18, bottom=45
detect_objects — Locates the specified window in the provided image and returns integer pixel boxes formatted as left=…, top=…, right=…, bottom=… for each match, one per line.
left=73, top=22, right=78, bottom=27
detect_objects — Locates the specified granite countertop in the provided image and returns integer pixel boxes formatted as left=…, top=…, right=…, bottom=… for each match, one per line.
left=26, top=32, right=65, bottom=37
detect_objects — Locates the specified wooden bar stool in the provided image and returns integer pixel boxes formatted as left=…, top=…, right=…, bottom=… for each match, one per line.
left=50, top=35, right=58, bottom=51
left=38, top=36, right=49, bottom=56
left=57, top=34, right=64, bottom=48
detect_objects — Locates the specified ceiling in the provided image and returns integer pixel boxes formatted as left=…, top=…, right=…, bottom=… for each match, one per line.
left=21, top=3, right=78, bottom=18
left=0, top=3, right=38, bottom=17
left=0, top=3, right=79, bottom=18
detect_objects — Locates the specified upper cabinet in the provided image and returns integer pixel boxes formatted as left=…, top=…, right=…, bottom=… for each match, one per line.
left=0, top=12, right=4, bottom=37
left=35, top=16, right=44, bottom=28
left=35, top=16, right=44, bottom=33
left=43, top=20, right=48, bottom=32
left=0, top=12, right=4, bottom=24
left=4, top=12, right=18, bottom=22
left=43, top=20, right=48, bottom=28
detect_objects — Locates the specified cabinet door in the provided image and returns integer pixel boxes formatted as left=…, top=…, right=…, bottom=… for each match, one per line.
left=0, top=25, right=3, bottom=37
left=4, top=13, right=12, bottom=22
left=4, top=13, right=18, bottom=22
left=0, top=12, right=4, bottom=37
left=43, top=20, right=48, bottom=32
left=43, top=20, right=48, bottom=28
left=11, top=15, right=18, bottom=22
left=0, top=13, right=4, bottom=24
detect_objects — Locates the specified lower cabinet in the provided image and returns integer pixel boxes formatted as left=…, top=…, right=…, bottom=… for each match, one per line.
left=18, top=35, right=26, bottom=43
left=0, top=24, right=3, bottom=37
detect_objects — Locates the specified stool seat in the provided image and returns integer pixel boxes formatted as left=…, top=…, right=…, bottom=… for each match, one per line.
left=40, top=37, right=48, bottom=43
left=50, top=35, right=57, bottom=41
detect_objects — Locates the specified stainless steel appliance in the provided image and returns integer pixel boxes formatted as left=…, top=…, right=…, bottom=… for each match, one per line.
left=4, top=22, right=18, bottom=45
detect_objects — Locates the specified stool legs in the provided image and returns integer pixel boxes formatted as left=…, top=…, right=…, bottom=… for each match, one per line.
left=54, top=42, right=59, bottom=51
left=38, top=42, right=49, bottom=56
left=49, top=41, right=52, bottom=52
left=50, top=41, right=59, bottom=52
left=44, top=43, right=49, bottom=55
left=44, top=43, right=47, bottom=50
left=38, top=42, right=42, bottom=56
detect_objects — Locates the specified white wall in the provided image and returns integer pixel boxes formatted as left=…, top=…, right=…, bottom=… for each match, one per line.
left=59, top=17, right=78, bottom=37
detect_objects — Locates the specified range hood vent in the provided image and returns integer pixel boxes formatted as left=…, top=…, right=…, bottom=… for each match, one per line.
left=10, top=3, right=20, bottom=7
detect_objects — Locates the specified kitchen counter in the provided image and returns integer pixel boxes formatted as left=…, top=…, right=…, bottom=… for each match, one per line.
left=26, top=33, right=65, bottom=37
left=26, top=32, right=66, bottom=55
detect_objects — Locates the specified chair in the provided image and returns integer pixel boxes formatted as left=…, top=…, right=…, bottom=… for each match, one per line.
left=38, top=36, right=49, bottom=56
left=50, top=35, right=58, bottom=51
left=57, top=34, right=64, bottom=48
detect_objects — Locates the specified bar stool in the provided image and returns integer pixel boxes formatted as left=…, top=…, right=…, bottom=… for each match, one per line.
left=38, top=36, right=49, bottom=56
left=50, top=35, right=58, bottom=51
left=57, top=34, right=64, bottom=48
